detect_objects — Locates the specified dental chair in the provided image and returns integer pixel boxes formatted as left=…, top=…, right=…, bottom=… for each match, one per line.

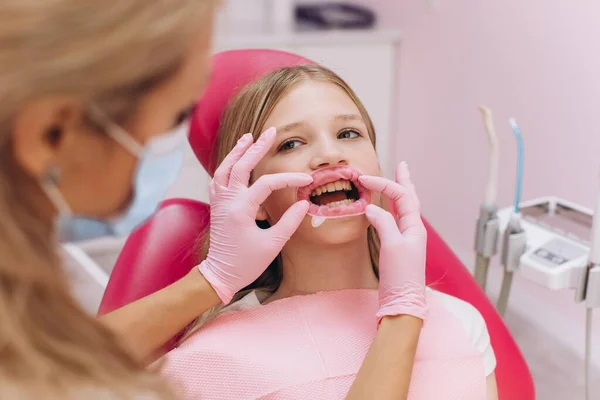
left=98, top=49, right=535, bottom=400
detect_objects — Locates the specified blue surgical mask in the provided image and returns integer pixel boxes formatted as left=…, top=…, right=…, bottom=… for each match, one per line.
left=42, top=104, right=188, bottom=242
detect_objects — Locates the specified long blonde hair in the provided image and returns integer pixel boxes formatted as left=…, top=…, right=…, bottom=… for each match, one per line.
left=189, top=64, right=381, bottom=334
left=0, top=1, right=215, bottom=398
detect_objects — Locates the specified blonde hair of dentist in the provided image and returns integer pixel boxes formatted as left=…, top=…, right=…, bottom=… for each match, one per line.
left=190, top=64, right=382, bottom=332
left=0, top=1, right=215, bottom=398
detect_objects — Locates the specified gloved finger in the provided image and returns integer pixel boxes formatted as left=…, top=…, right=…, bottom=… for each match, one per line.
left=213, top=133, right=253, bottom=187
left=411, top=183, right=421, bottom=209
left=395, top=168, right=425, bottom=235
left=364, top=204, right=401, bottom=242
left=246, top=173, right=313, bottom=211
left=359, top=175, right=422, bottom=235
left=395, top=161, right=411, bottom=187
left=268, top=200, right=310, bottom=241
left=396, top=162, right=421, bottom=209
left=358, top=175, right=408, bottom=212
left=229, top=127, right=277, bottom=187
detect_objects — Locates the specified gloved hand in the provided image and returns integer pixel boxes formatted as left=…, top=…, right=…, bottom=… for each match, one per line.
left=199, top=127, right=313, bottom=304
left=358, top=162, right=427, bottom=321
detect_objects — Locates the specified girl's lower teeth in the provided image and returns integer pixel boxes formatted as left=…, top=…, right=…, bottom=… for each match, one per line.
left=325, top=199, right=355, bottom=208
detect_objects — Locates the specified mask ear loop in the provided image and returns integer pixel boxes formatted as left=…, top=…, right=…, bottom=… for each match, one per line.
left=40, top=165, right=72, bottom=216
left=87, top=104, right=144, bottom=158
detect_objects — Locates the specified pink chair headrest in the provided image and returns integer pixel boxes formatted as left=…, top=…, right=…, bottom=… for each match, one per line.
left=189, top=49, right=314, bottom=176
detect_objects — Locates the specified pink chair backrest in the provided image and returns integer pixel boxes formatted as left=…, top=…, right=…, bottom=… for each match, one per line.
left=98, top=198, right=209, bottom=349
left=190, top=49, right=313, bottom=176
left=99, top=49, right=535, bottom=399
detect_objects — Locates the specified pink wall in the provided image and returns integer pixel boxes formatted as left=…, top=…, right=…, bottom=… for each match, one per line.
left=371, top=0, right=600, bottom=369
left=385, top=0, right=600, bottom=261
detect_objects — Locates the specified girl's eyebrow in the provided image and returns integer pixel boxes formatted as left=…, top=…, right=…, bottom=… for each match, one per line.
left=277, top=114, right=364, bottom=135
left=276, top=121, right=308, bottom=135
left=334, top=113, right=363, bottom=122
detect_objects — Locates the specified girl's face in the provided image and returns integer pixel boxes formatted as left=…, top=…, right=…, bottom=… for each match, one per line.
left=252, top=80, right=381, bottom=245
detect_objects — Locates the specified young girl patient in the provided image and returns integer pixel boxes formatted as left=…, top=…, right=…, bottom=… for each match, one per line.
left=161, top=64, right=498, bottom=399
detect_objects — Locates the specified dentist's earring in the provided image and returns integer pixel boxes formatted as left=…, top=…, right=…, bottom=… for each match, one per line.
left=40, top=165, right=71, bottom=215
left=44, top=165, right=61, bottom=184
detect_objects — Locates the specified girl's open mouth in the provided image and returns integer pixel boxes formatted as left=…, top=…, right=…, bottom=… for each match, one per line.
left=296, top=166, right=371, bottom=218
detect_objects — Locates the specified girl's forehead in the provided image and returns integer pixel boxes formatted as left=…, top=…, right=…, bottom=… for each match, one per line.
left=266, top=82, right=361, bottom=124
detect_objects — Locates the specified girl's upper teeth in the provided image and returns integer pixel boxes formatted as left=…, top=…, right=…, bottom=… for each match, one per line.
left=310, top=180, right=352, bottom=197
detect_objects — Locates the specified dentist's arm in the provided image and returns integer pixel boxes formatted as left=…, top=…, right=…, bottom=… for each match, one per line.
left=101, top=128, right=313, bottom=364
left=347, top=315, right=422, bottom=400
left=347, top=162, right=427, bottom=400
left=99, top=268, right=220, bottom=364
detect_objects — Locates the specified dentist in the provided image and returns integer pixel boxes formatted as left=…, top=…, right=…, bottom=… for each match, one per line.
left=0, top=1, right=426, bottom=399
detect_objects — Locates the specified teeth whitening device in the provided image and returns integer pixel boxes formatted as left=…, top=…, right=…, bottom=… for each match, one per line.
left=474, top=110, right=599, bottom=399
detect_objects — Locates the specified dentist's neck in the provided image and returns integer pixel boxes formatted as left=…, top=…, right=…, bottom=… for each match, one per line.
left=267, top=231, right=378, bottom=302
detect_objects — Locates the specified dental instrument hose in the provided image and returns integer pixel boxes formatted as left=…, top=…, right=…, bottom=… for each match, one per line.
left=497, top=118, right=526, bottom=317
left=474, top=254, right=490, bottom=291
left=581, top=264, right=599, bottom=400
left=510, top=118, right=524, bottom=216
left=496, top=269, right=514, bottom=317
left=474, top=106, right=499, bottom=292
left=585, top=308, right=593, bottom=400
left=580, top=172, right=600, bottom=400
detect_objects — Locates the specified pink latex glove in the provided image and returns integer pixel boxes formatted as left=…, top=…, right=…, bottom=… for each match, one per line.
left=198, top=127, right=313, bottom=304
left=358, top=162, right=427, bottom=321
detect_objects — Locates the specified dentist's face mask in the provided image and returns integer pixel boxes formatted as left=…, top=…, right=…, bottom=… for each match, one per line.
left=43, top=105, right=187, bottom=242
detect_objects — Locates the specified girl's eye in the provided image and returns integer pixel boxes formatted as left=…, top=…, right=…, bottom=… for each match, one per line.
left=338, top=129, right=361, bottom=139
left=278, top=139, right=303, bottom=152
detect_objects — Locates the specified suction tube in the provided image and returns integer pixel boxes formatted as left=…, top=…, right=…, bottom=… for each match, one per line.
left=509, top=118, right=524, bottom=214
left=473, top=106, right=500, bottom=291
left=479, top=106, right=499, bottom=207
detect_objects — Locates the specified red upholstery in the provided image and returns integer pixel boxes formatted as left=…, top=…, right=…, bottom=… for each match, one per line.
left=99, top=49, right=535, bottom=399
left=98, top=198, right=210, bottom=350
left=422, top=219, right=535, bottom=399
left=190, top=49, right=313, bottom=176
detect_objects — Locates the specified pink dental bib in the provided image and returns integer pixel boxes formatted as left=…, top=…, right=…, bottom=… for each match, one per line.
left=161, top=290, right=486, bottom=399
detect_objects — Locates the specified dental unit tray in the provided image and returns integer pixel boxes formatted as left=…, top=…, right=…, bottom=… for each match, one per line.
left=497, top=196, right=592, bottom=290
